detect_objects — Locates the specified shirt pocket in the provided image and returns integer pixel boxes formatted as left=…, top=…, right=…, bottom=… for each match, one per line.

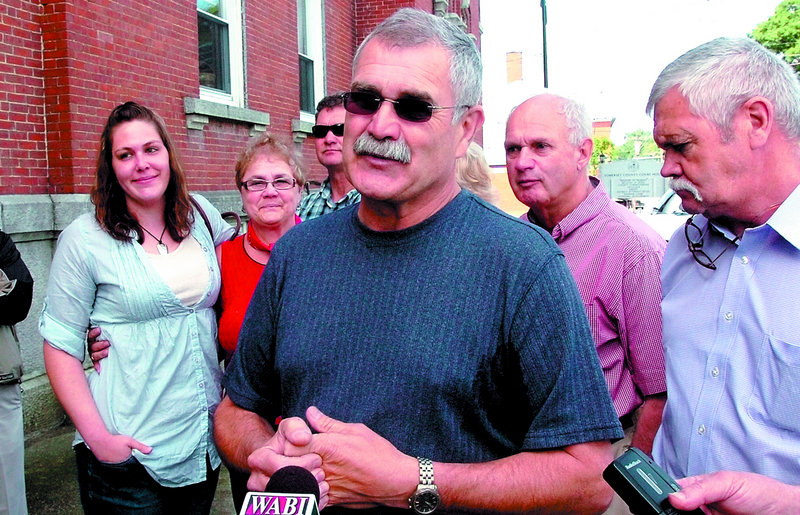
left=747, top=334, right=800, bottom=432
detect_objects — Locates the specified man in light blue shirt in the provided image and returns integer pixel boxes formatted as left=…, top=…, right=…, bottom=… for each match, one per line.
left=647, top=36, right=800, bottom=505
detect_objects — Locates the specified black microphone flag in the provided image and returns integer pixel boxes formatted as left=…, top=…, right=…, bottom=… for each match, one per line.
left=239, top=465, right=321, bottom=515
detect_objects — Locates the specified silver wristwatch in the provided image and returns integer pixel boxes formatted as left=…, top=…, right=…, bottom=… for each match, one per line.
left=408, top=457, right=440, bottom=514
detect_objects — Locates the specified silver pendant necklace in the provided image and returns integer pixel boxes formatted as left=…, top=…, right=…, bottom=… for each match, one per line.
left=141, top=225, right=168, bottom=255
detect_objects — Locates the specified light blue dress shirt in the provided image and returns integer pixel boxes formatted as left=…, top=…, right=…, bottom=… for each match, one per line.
left=653, top=184, right=800, bottom=483
left=39, top=194, right=235, bottom=487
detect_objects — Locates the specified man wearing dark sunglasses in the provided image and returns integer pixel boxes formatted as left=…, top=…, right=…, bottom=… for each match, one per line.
left=297, top=93, right=361, bottom=221
left=217, top=8, right=622, bottom=514
left=646, top=38, right=800, bottom=514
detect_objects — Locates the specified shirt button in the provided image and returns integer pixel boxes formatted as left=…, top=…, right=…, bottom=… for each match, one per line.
left=724, top=312, right=734, bottom=321
left=698, top=424, right=706, bottom=435
left=711, top=367, right=720, bottom=377
left=741, top=256, right=749, bottom=265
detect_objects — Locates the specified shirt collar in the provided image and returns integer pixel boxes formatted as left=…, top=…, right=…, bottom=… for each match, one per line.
left=317, top=177, right=334, bottom=200
left=703, top=182, right=800, bottom=249
left=533, top=176, right=606, bottom=240
left=318, top=177, right=359, bottom=205
left=767, top=182, right=800, bottom=250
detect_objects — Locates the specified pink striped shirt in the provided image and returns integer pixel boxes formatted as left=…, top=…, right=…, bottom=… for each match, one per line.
left=522, top=178, right=667, bottom=419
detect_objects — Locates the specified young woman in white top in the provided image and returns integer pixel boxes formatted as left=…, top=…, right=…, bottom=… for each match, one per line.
left=40, top=102, right=233, bottom=513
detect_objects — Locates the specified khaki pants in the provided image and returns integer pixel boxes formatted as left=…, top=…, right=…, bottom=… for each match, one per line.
left=603, top=425, right=635, bottom=515
left=0, top=383, right=27, bottom=515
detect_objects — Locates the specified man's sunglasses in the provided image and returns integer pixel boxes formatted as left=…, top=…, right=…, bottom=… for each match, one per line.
left=311, top=123, right=344, bottom=138
left=342, top=91, right=469, bottom=123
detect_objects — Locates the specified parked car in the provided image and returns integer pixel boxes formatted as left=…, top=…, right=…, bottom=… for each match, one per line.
left=613, top=197, right=645, bottom=212
left=637, top=190, right=689, bottom=241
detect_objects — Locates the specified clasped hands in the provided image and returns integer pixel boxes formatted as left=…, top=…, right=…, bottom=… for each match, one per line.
left=250, top=406, right=419, bottom=511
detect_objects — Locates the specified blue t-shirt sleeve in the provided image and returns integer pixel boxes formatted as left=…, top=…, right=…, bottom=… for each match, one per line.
left=511, top=253, right=623, bottom=449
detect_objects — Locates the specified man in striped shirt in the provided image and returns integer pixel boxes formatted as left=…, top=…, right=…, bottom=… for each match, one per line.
left=505, top=93, right=667, bottom=457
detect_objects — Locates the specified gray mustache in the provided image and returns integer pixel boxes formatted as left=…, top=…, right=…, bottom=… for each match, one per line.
left=353, top=133, right=411, bottom=164
left=669, top=178, right=703, bottom=202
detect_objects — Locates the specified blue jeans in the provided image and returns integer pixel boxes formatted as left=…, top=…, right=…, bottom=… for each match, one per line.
left=74, top=443, right=219, bottom=514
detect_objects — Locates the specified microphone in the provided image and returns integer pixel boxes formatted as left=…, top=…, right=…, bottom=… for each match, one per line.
left=604, top=448, right=703, bottom=515
left=265, top=466, right=321, bottom=503
left=239, top=465, right=321, bottom=515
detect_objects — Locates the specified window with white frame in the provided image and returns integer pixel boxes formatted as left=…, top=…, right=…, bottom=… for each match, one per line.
left=197, top=0, right=244, bottom=107
left=297, top=0, right=324, bottom=120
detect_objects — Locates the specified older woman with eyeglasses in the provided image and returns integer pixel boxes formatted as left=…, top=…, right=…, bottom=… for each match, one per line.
left=216, top=132, right=305, bottom=512
left=217, top=133, right=306, bottom=362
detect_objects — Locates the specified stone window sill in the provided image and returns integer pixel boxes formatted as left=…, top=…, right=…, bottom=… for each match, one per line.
left=291, top=118, right=314, bottom=143
left=183, top=97, right=270, bottom=135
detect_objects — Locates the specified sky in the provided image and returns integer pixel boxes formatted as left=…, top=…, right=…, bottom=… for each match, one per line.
left=479, top=0, right=784, bottom=164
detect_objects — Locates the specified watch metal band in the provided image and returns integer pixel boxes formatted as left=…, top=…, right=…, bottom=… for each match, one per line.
left=418, top=456, right=434, bottom=485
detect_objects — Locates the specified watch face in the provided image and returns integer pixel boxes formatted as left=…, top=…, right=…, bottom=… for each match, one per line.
left=413, top=490, right=440, bottom=514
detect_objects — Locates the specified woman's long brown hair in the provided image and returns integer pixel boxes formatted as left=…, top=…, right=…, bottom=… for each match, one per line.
left=90, top=101, right=194, bottom=243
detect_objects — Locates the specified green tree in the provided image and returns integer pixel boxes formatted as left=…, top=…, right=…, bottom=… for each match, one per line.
left=590, top=136, right=614, bottom=176
left=615, top=130, right=660, bottom=160
left=751, top=0, right=800, bottom=71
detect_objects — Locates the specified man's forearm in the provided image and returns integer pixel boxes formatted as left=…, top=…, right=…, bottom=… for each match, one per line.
left=435, top=441, right=615, bottom=514
left=630, top=394, right=666, bottom=455
left=214, top=396, right=275, bottom=471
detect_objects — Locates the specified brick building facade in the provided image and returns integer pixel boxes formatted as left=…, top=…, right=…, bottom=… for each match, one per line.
left=0, top=0, right=481, bottom=436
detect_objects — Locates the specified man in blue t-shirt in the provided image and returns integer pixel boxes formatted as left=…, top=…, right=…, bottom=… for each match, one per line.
left=215, top=8, right=622, bottom=514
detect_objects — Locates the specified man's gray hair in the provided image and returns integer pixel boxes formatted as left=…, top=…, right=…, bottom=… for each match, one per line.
left=647, top=37, right=800, bottom=140
left=559, top=95, right=592, bottom=148
left=353, top=8, right=482, bottom=123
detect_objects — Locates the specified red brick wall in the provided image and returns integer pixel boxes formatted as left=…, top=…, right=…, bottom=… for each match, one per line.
left=247, top=0, right=300, bottom=133
left=325, top=0, right=357, bottom=92
left=301, top=0, right=359, bottom=184
left=0, top=0, right=48, bottom=194
left=39, top=0, right=207, bottom=193
left=354, top=1, right=433, bottom=45
left=0, top=0, right=480, bottom=195
left=0, top=0, right=360, bottom=195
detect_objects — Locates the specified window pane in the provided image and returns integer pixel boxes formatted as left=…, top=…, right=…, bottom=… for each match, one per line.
left=198, top=0, right=220, bottom=16
left=297, top=0, right=309, bottom=54
left=198, top=12, right=231, bottom=93
left=299, top=55, right=314, bottom=112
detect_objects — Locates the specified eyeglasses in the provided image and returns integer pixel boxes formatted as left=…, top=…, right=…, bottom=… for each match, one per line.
left=242, top=177, right=296, bottom=192
left=684, top=215, right=739, bottom=270
left=311, top=123, right=344, bottom=138
left=342, top=91, right=470, bottom=123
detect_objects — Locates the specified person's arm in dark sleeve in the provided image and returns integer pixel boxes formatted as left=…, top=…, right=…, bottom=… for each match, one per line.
left=0, top=231, right=34, bottom=325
